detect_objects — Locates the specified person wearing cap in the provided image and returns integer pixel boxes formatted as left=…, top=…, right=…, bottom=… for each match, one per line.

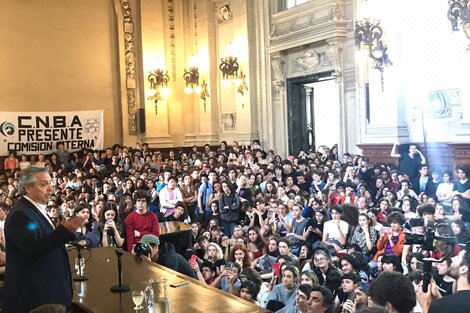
left=137, top=234, right=197, bottom=279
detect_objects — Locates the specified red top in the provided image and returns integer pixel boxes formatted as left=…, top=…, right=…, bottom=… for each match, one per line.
left=4, top=157, right=18, bottom=171
left=125, top=210, right=160, bottom=251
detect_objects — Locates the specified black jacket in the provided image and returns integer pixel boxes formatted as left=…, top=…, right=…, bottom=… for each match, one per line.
left=219, top=192, right=241, bottom=223
left=4, top=197, right=75, bottom=313
left=158, top=241, right=197, bottom=279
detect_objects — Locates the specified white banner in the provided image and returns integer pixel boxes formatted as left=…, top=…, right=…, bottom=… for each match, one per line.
left=0, top=110, right=104, bottom=156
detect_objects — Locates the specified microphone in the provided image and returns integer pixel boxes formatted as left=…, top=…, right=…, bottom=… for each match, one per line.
left=71, top=239, right=89, bottom=282
left=107, top=228, right=115, bottom=247
left=69, top=239, right=88, bottom=250
left=110, top=249, right=130, bottom=292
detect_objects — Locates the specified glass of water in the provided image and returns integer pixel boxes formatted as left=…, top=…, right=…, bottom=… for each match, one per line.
left=132, top=290, right=144, bottom=311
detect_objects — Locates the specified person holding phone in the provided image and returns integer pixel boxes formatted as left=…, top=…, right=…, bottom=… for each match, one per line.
left=335, top=273, right=360, bottom=313
left=372, top=212, right=406, bottom=262
left=99, top=202, right=124, bottom=248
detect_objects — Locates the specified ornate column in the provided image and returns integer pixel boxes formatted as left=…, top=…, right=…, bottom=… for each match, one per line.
left=326, top=39, right=347, bottom=154
left=270, top=52, right=288, bottom=157
left=304, top=87, right=313, bottom=150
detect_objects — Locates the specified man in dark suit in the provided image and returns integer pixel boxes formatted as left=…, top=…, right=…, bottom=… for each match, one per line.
left=4, top=166, right=85, bottom=313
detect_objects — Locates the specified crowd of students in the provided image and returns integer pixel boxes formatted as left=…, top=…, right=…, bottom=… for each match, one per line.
left=1, top=140, right=470, bottom=313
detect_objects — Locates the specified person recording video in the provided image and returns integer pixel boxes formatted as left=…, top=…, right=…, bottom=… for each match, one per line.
left=133, top=234, right=196, bottom=279
left=417, top=242, right=470, bottom=313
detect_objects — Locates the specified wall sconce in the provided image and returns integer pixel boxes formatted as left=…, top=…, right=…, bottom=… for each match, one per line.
left=236, top=71, right=248, bottom=96
left=200, top=80, right=210, bottom=112
left=220, top=42, right=240, bottom=86
left=183, top=55, right=202, bottom=94
left=147, top=66, right=170, bottom=115
left=355, top=18, right=392, bottom=91
left=448, top=0, right=470, bottom=50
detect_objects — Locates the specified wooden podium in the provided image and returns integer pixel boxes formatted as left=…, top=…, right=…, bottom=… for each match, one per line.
left=69, top=247, right=268, bottom=313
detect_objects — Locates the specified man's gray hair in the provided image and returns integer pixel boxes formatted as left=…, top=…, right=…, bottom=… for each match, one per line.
left=18, top=166, right=49, bottom=195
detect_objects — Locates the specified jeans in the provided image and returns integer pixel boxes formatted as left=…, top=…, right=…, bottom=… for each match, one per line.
left=222, top=221, right=237, bottom=237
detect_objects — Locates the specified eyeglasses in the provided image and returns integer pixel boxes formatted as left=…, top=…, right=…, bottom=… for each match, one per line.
left=314, top=257, right=327, bottom=262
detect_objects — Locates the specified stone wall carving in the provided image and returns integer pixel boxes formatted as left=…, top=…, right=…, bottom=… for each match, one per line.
left=428, top=89, right=460, bottom=119
left=168, top=0, right=176, bottom=81
left=120, top=0, right=138, bottom=135
left=271, top=53, right=286, bottom=95
left=216, top=2, right=233, bottom=25
left=286, top=45, right=335, bottom=78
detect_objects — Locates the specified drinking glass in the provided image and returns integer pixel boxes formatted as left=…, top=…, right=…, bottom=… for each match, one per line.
left=74, top=257, right=85, bottom=275
left=132, top=290, right=144, bottom=311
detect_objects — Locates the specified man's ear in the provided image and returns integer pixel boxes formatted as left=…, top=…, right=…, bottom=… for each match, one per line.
left=385, top=302, right=394, bottom=313
left=459, top=264, right=468, bottom=277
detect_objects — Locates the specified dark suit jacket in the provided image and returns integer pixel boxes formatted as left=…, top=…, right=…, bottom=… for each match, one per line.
left=4, top=197, right=75, bottom=313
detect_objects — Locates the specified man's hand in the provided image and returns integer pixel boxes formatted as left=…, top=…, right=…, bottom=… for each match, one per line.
left=191, top=261, right=200, bottom=273
left=342, top=299, right=356, bottom=313
left=228, top=272, right=237, bottom=284
left=416, top=281, right=433, bottom=313
left=61, top=216, right=86, bottom=233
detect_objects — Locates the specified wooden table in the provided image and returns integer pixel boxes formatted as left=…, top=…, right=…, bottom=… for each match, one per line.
left=70, top=247, right=268, bottom=313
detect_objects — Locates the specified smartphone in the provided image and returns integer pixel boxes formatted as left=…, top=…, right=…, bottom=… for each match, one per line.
left=226, top=262, right=233, bottom=270
left=381, top=227, right=392, bottom=234
left=348, top=291, right=356, bottom=301
left=273, top=262, right=280, bottom=276
left=189, top=254, right=198, bottom=265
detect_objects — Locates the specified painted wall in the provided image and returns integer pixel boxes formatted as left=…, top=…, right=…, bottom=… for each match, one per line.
left=357, top=0, right=470, bottom=144
left=0, top=0, right=122, bottom=150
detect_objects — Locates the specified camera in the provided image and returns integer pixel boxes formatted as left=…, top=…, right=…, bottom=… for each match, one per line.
left=133, top=242, right=151, bottom=257
left=405, top=228, right=455, bottom=251
left=405, top=228, right=456, bottom=293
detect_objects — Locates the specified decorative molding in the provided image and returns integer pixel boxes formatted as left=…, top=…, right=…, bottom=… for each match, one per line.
left=193, top=0, right=199, bottom=54
left=120, top=0, right=138, bottom=135
left=216, top=2, right=233, bottom=25
left=329, top=1, right=346, bottom=22
left=291, top=50, right=321, bottom=72
left=221, top=113, right=236, bottom=132
left=271, top=52, right=286, bottom=94
left=255, top=0, right=264, bottom=144
left=343, top=68, right=356, bottom=92
left=428, top=89, right=460, bottom=119
left=326, top=39, right=343, bottom=77
left=168, top=0, right=176, bottom=81
left=364, top=124, right=409, bottom=139
left=269, top=0, right=350, bottom=51
left=286, top=45, right=334, bottom=78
